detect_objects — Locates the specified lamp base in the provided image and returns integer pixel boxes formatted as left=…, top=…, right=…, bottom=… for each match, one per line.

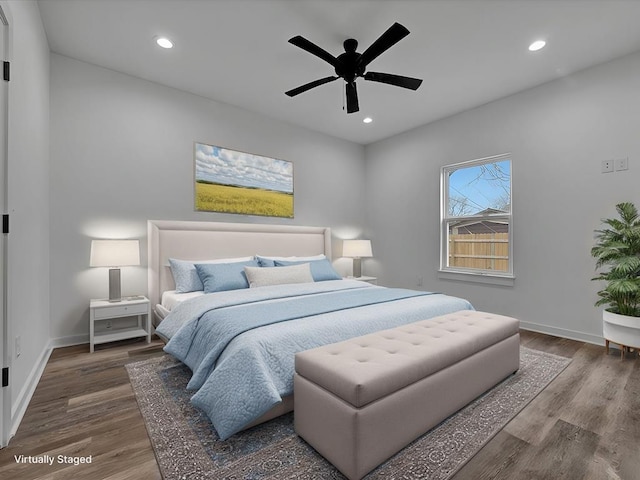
left=108, top=268, right=122, bottom=302
left=353, top=258, right=362, bottom=278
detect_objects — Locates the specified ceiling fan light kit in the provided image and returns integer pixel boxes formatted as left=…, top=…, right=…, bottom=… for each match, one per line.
left=286, top=22, right=423, bottom=114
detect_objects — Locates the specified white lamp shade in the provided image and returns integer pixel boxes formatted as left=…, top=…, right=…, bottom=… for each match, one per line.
left=343, top=239, right=373, bottom=258
left=90, top=239, right=140, bottom=267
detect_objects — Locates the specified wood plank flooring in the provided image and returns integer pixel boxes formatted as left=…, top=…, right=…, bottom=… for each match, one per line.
left=455, top=332, right=640, bottom=480
left=0, top=331, right=638, bottom=480
left=0, top=338, right=165, bottom=480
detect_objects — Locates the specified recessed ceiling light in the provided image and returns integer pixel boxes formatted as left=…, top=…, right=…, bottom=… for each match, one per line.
left=528, top=40, right=546, bottom=52
left=363, top=117, right=373, bottom=124
left=155, top=37, right=174, bottom=49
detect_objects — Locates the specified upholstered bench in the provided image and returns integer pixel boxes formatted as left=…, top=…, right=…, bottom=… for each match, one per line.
left=294, top=310, right=520, bottom=480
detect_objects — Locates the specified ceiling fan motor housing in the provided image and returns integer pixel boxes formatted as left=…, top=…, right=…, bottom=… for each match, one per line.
left=335, top=55, right=363, bottom=83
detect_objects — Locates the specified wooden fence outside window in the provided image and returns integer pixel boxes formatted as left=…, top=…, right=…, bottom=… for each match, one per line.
left=448, top=232, right=509, bottom=272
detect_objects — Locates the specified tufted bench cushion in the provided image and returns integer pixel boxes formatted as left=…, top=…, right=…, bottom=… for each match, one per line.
left=295, top=310, right=519, bottom=408
left=294, top=310, right=520, bottom=480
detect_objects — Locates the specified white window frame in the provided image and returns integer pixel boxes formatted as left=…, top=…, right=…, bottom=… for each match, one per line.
left=439, top=153, right=514, bottom=285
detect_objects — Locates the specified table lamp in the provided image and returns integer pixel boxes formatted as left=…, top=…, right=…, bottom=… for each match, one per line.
left=343, top=239, right=373, bottom=278
left=90, top=239, right=140, bottom=302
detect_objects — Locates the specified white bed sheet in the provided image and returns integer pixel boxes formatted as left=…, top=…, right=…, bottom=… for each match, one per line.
left=161, top=290, right=205, bottom=311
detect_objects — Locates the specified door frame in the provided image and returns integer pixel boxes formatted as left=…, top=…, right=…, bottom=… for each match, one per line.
left=0, top=1, right=11, bottom=448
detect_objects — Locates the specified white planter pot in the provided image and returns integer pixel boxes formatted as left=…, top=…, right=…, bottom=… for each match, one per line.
left=603, top=310, right=640, bottom=348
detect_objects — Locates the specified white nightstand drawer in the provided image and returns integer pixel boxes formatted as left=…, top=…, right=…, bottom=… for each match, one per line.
left=93, top=302, right=148, bottom=319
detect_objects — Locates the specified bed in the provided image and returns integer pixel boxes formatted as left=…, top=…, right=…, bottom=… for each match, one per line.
left=148, top=220, right=474, bottom=440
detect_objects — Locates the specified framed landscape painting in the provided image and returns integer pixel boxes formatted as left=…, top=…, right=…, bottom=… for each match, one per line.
left=194, top=142, right=294, bottom=218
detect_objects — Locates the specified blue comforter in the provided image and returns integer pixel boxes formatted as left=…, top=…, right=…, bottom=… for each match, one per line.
left=157, top=280, right=473, bottom=439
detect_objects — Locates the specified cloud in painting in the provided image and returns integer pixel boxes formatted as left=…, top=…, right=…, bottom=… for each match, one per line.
left=195, top=143, right=293, bottom=193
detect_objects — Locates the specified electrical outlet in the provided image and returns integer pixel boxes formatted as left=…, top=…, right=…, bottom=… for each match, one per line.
left=601, top=160, right=614, bottom=173
left=15, top=336, right=21, bottom=358
left=615, top=157, right=628, bottom=171
left=417, top=276, right=423, bottom=287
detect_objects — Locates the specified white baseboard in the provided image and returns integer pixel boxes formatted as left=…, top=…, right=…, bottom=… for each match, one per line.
left=49, top=334, right=89, bottom=349
left=10, top=344, right=53, bottom=439
left=519, top=321, right=604, bottom=347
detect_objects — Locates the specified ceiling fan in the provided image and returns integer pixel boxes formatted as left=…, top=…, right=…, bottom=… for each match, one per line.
left=285, top=22, right=423, bottom=114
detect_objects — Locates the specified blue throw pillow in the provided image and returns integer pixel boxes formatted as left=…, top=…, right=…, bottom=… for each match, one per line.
left=274, top=258, right=341, bottom=282
left=256, top=255, right=276, bottom=267
left=195, top=260, right=259, bottom=293
left=256, top=254, right=327, bottom=267
left=169, top=258, right=204, bottom=293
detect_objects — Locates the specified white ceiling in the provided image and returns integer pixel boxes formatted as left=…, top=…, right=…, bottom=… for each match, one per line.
left=38, top=0, right=640, bottom=145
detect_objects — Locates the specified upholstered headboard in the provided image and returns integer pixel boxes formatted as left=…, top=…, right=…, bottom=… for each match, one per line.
left=147, top=220, right=332, bottom=317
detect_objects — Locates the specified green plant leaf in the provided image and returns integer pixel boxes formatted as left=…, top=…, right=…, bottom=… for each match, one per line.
left=591, top=202, right=640, bottom=317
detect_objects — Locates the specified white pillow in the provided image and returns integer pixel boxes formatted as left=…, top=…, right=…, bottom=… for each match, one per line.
left=244, top=263, right=314, bottom=288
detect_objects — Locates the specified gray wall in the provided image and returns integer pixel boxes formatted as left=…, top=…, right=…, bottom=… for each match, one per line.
left=42, top=21, right=640, bottom=349
left=365, top=51, right=640, bottom=343
left=4, top=0, right=50, bottom=410
left=49, top=54, right=366, bottom=343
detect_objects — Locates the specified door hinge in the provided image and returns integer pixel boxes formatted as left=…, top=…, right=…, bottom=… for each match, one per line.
left=2, top=61, right=8, bottom=82
left=1, top=367, right=7, bottom=387
left=2, top=214, right=7, bottom=234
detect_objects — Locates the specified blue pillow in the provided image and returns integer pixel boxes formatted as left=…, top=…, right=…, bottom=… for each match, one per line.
left=274, top=258, right=341, bottom=282
left=169, top=258, right=204, bottom=293
left=256, top=256, right=276, bottom=267
left=195, top=260, right=259, bottom=293
left=256, top=255, right=327, bottom=267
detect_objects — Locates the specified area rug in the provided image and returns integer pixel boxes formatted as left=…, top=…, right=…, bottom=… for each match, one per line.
left=126, top=347, right=570, bottom=480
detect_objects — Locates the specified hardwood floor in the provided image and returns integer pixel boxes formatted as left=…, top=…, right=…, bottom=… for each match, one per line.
left=0, top=331, right=638, bottom=480
left=454, top=331, right=640, bottom=480
left=0, top=338, right=165, bottom=480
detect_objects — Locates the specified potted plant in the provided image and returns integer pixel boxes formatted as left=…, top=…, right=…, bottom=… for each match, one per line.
left=591, top=202, right=640, bottom=355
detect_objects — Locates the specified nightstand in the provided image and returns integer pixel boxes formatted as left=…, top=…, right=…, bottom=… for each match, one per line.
left=351, top=276, right=378, bottom=285
left=89, top=296, right=151, bottom=352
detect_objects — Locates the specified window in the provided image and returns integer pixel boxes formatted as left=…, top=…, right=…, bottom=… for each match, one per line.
left=440, top=154, right=513, bottom=279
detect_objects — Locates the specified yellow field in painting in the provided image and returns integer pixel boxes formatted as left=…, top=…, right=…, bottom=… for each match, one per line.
left=195, top=182, right=293, bottom=217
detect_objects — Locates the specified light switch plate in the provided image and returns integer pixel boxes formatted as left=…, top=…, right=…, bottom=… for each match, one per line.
left=615, top=158, right=628, bottom=171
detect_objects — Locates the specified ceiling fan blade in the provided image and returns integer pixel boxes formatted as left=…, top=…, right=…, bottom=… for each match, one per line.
left=285, top=76, right=339, bottom=97
left=289, top=35, right=338, bottom=67
left=364, top=71, right=423, bottom=90
left=358, top=22, right=410, bottom=68
left=346, top=82, right=359, bottom=114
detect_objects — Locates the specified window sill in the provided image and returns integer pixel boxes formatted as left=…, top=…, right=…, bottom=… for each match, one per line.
left=438, top=269, right=515, bottom=287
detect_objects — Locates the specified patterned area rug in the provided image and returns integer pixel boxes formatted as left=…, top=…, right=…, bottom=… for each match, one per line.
left=126, top=347, right=570, bottom=479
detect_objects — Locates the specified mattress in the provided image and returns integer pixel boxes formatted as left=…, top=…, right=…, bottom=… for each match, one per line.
left=161, top=290, right=204, bottom=311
